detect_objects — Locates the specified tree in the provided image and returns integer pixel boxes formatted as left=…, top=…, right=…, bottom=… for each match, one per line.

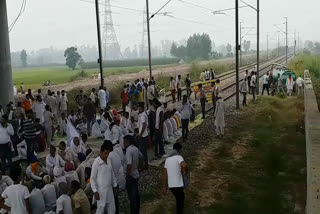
left=243, top=40, right=251, bottom=53
left=170, top=43, right=178, bottom=57
left=187, top=33, right=212, bottom=60
left=64, top=47, right=81, bottom=70
left=20, top=49, right=27, bottom=67
left=305, top=40, right=314, bottom=51
left=226, top=43, right=232, bottom=54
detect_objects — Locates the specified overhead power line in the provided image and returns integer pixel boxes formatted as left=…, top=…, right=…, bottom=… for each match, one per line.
left=9, top=0, right=27, bottom=32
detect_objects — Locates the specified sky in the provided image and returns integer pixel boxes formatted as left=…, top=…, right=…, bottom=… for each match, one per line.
left=6, top=0, right=319, bottom=52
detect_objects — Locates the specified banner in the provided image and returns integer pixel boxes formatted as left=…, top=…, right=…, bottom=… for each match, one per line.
left=193, top=80, right=218, bottom=104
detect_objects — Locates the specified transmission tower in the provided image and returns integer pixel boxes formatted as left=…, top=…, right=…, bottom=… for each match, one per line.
left=102, top=0, right=122, bottom=60
left=140, top=8, right=148, bottom=58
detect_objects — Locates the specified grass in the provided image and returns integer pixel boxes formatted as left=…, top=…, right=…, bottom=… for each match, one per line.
left=12, top=64, right=175, bottom=90
left=289, top=53, right=320, bottom=109
left=149, top=96, right=306, bottom=214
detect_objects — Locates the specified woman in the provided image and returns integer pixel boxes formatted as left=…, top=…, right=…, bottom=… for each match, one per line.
left=179, top=95, right=192, bottom=142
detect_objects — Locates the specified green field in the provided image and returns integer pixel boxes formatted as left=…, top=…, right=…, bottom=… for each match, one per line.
left=12, top=64, right=175, bottom=90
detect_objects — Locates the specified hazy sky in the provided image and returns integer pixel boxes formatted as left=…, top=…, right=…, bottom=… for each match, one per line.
left=6, top=0, right=318, bottom=52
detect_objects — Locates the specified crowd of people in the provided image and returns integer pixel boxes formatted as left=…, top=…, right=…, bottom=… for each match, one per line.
left=0, top=70, right=228, bottom=214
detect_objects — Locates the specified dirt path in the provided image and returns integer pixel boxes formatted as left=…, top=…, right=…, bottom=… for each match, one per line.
left=44, top=57, right=235, bottom=92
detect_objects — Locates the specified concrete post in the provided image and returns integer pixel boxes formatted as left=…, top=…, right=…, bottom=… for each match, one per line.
left=0, top=1, right=13, bottom=109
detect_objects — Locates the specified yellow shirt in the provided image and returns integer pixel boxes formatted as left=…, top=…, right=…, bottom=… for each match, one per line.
left=71, top=189, right=91, bottom=214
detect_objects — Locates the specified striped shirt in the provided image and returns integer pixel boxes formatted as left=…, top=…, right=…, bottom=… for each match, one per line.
left=22, top=118, right=37, bottom=139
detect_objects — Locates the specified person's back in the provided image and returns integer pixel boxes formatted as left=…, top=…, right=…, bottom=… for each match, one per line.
left=29, top=188, right=46, bottom=214
left=57, top=193, right=72, bottom=214
left=165, top=155, right=184, bottom=188
left=71, top=188, right=91, bottom=214
left=1, top=183, right=30, bottom=214
left=41, top=183, right=57, bottom=212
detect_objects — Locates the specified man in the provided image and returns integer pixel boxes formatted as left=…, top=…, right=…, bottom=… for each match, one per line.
left=43, top=105, right=54, bottom=147
left=210, top=68, right=216, bottom=80
left=250, top=72, right=257, bottom=100
left=91, top=143, right=118, bottom=214
left=98, top=86, right=107, bottom=110
left=75, top=90, right=88, bottom=111
left=70, top=180, right=91, bottom=214
left=199, top=71, right=206, bottom=82
left=26, top=180, right=46, bottom=214
left=296, top=75, right=304, bottom=96
left=83, top=98, right=96, bottom=136
left=163, top=143, right=187, bottom=214
left=104, top=87, right=111, bottom=107
left=262, top=72, right=270, bottom=96
left=155, top=101, right=165, bottom=158
left=120, top=85, right=129, bottom=113
left=240, top=77, right=249, bottom=106
left=277, top=73, right=284, bottom=93
left=147, top=81, right=155, bottom=105
left=22, top=94, right=33, bottom=111
left=137, top=105, right=149, bottom=170
left=185, top=74, right=192, bottom=99
left=32, top=96, right=46, bottom=124
left=0, top=170, right=13, bottom=195
left=59, top=90, right=68, bottom=117
left=205, top=68, right=210, bottom=81
left=198, top=84, right=206, bottom=119
left=247, top=70, right=252, bottom=94
left=56, top=182, right=72, bottom=214
left=170, top=77, right=176, bottom=103
left=286, top=75, right=294, bottom=96
left=21, top=110, right=38, bottom=161
left=90, top=88, right=98, bottom=107
left=0, top=165, right=32, bottom=214
left=214, top=97, right=226, bottom=138
left=41, top=175, right=57, bottom=212
left=0, top=115, right=14, bottom=173
left=124, top=135, right=141, bottom=214
left=20, top=82, right=25, bottom=94
left=176, top=75, right=182, bottom=102
left=105, top=141, right=125, bottom=214
left=46, top=92, right=58, bottom=118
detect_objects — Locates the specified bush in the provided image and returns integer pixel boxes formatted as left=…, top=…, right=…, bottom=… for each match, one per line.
left=69, top=70, right=88, bottom=82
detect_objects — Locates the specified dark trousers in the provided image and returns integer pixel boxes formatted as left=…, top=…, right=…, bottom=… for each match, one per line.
left=25, top=138, right=36, bottom=162
left=242, top=92, right=247, bottom=106
left=262, top=84, right=270, bottom=95
left=126, top=176, right=140, bottom=214
left=114, top=194, right=119, bottom=214
left=154, top=129, right=164, bottom=156
left=138, top=136, right=148, bottom=168
left=122, top=103, right=127, bottom=113
left=181, top=119, right=189, bottom=142
left=251, top=87, right=256, bottom=100
left=170, top=187, right=185, bottom=214
left=0, top=143, right=12, bottom=173
left=200, top=98, right=206, bottom=119
left=177, top=88, right=182, bottom=101
left=186, top=87, right=192, bottom=98
left=171, top=89, right=176, bottom=103
left=86, top=116, right=95, bottom=136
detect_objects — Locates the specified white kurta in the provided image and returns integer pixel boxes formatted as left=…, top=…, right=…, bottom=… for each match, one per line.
left=214, top=99, right=225, bottom=128
left=90, top=157, right=117, bottom=212
left=286, top=78, right=294, bottom=90
left=33, top=101, right=46, bottom=124
left=98, top=89, right=107, bottom=109
left=108, top=152, right=126, bottom=191
left=46, top=155, right=56, bottom=177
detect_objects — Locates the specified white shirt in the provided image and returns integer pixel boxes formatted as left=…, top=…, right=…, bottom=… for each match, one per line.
left=55, top=154, right=66, bottom=168
left=0, top=124, right=14, bottom=144
left=108, top=151, right=126, bottom=191
left=60, top=96, right=68, bottom=111
left=263, top=74, right=269, bottom=84
left=98, top=89, right=107, bottom=108
left=56, top=194, right=72, bottom=214
left=176, top=78, right=182, bottom=89
left=46, top=154, right=56, bottom=169
left=170, top=80, right=176, bottom=90
left=296, top=77, right=304, bottom=87
left=147, top=85, right=155, bottom=100
left=1, top=184, right=30, bottom=214
left=26, top=165, right=42, bottom=181
left=138, top=112, right=149, bottom=137
left=46, top=96, right=58, bottom=115
left=29, top=188, right=46, bottom=214
left=0, top=176, right=13, bottom=195
left=155, top=105, right=163, bottom=130
left=41, top=184, right=57, bottom=212
left=250, top=74, right=257, bottom=87
left=164, top=155, right=184, bottom=188
left=90, top=157, right=117, bottom=204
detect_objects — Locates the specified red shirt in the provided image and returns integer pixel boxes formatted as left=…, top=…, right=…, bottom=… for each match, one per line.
left=120, top=90, right=129, bottom=104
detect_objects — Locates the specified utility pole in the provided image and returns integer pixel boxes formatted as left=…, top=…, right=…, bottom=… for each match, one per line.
left=95, top=0, right=104, bottom=88
left=0, top=0, right=13, bottom=109
left=256, top=0, right=260, bottom=94
left=278, top=33, right=280, bottom=56
left=146, top=0, right=152, bottom=80
left=298, top=32, right=300, bottom=52
left=285, top=17, right=288, bottom=64
left=240, top=22, right=242, bottom=67
left=235, top=0, right=240, bottom=109
left=294, top=30, right=297, bottom=56
left=267, top=32, right=269, bottom=60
